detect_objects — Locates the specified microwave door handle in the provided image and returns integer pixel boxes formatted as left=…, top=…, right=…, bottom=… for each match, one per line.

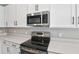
left=41, top=13, right=42, bottom=24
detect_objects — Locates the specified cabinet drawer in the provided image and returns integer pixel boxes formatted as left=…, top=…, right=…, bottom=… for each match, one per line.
left=16, top=48, right=20, bottom=52
left=3, top=40, right=20, bottom=48
left=11, top=42, right=20, bottom=48
left=3, top=40, right=12, bottom=46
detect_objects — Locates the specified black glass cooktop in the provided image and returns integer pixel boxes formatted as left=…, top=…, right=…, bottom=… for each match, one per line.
left=21, top=40, right=49, bottom=51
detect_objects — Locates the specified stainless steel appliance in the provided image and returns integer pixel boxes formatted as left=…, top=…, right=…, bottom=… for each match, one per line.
left=27, top=11, right=50, bottom=27
left=20, top=31, right=50, bottom=54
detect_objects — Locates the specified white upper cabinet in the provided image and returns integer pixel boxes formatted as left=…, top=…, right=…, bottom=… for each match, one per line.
left=15, top=4, right=28, bottom=27
left=38, top=4, right=51, bottom=11
left=76, top=4, right=79, bottom=27
left=4, top=5, right=15, bottom=27
left=0, top=6, right=5, bottom=27
left=4, top=4, right=28, bottom=27
left=27, top=4, right=35, bottom=13
left=28, top=4, right=51, bottom=13
left=50, top=4, right=76, bottom=28
left=0, top=39, right=3, bottom=54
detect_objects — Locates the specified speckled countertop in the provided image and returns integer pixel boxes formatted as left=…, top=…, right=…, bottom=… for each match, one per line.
left=0, top=33, right=31, bottom=44
left=48, top=37, right=79, bottom=54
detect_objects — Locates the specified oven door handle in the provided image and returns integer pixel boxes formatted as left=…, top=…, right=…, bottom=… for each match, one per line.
left=21, top=47, right=40, bottom=54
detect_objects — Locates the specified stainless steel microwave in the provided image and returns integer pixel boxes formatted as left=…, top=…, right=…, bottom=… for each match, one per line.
left=27, top=11, right=50, bottom=27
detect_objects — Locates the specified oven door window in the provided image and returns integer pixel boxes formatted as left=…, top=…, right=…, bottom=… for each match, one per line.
left=27, top=15, right=41, bottom=24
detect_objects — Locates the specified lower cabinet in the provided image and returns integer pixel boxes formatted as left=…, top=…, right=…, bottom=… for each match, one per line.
left=9, top=46, right=20, bottom=54
left=0, top=39, right=3, bottom=54
left=2, top=40, right=20, bottom=54
left=2, top=44, right=10, bottom=54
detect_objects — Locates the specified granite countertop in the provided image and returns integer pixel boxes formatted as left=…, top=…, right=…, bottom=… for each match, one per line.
left=0, top=33, right=31, bottom=44
left=48, top=37, right=79, bottom=54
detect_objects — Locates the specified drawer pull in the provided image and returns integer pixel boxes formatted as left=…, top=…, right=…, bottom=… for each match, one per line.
left=12, top=44, right=16, bottom=47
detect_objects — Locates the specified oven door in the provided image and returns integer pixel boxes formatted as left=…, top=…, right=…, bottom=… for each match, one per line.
left=20, top=46, right=35, bottom=54
left=20, top=46, right=47, bottom=54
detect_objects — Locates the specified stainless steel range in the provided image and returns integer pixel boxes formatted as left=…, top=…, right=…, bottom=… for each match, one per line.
left=20, top=31, right=50, bottom=54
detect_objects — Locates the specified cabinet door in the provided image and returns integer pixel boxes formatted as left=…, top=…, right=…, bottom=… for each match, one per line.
left=2, top=41, right=20, bottom=54
left=2, top=44, right=10, bottom=54
left=0, top=40, right=3, bottom=54
left=50, top=4, right=76, bottom=28
left=28, top=4, right=35, bottom=13
left=9, top=46, right=20, bottom=54
left=10, top=42, right=20, bottom=54
left=0, top=6, right=5, bottom=27
left=5, top=4, right=28, bottom=27
left=10, top=5, right=18, bottom=27
left=2, top=40, right=12, bottom=54
left=38, top=4, right=51, bottom=11
left=4, top=5, right=16, bottom=27
left=16, top=4, right=28, bottom=27
left=28, top=4, right=51, bottom=13
left=76, top=4, right=79, bottom=27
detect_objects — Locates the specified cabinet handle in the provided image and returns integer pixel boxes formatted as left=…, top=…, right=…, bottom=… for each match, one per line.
left=7, top=47, right=10, bottom=53
left=3, top=41, right=6, bottom=44
left=35, top=4, right=38, bottom=11
left=6, top=21, right=8, bottom=26
left=78, top=16, right=79, bottom=24
left=72, top=16, right=74, bottom=24
left=14, top=20, right=17, bottom=26
left=12, top=44, right=16, bottom=47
